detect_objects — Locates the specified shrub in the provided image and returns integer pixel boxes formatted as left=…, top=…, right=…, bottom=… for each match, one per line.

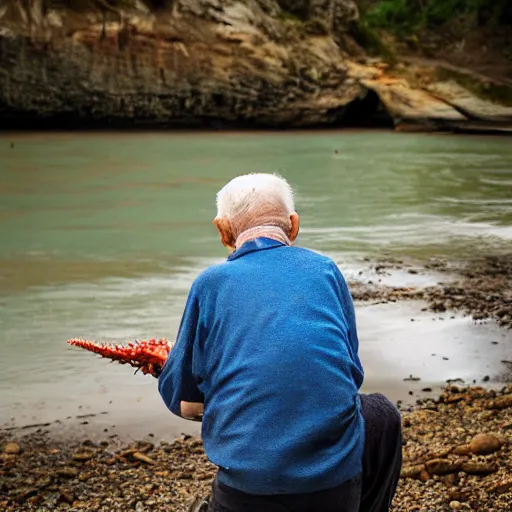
left=363, top=0, right=512, bottom=34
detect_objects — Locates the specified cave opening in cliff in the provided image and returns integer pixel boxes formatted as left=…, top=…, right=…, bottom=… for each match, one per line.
left=340, top=89, right=394, bottom=128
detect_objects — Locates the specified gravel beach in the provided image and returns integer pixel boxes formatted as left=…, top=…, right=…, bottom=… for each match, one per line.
left=1, top=385, right=512, bottom=511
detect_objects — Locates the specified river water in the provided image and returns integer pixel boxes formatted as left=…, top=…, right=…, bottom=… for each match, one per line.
left=1, top=131, right=511, bottom=440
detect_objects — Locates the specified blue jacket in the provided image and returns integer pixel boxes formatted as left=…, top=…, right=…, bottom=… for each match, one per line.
left=158, top=238, right=365, bottom=495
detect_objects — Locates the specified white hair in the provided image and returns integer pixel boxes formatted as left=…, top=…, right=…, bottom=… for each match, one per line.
left=216, top=173, right=295, bottom=236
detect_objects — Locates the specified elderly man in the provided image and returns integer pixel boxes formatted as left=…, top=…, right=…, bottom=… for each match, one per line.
left=158, top=174, right=402, bottom=512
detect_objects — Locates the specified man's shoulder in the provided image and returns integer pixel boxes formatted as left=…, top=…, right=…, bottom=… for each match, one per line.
left=191, top=246, right=340, bottom=291
left=289, top=245, right=338, bottom=267
left=191, top=260, right=231, bottom=291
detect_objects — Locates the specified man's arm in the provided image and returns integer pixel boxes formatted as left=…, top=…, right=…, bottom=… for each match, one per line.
left=158, top=284, right=204, bottom=418
left=331, top=262, right=364, bottom=388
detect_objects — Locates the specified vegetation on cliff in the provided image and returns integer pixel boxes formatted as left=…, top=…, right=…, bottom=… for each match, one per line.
left=361, top=0, right=512, bottom=34
left=356, top=0, right=512, bottom=106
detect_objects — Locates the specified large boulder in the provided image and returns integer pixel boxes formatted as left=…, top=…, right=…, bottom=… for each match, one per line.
left=427, top=81, right=512, bottom=124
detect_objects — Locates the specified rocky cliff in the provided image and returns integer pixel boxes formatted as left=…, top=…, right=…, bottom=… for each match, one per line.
left=0, top=0, right=511, bottom=132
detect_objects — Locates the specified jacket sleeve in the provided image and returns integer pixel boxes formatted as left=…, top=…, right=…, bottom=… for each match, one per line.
left=330, top=261, right=364, bottom=389
left=158, top=283, right=204, bottom=417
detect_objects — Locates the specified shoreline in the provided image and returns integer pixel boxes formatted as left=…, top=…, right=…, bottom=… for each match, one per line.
left=2, top=386, right=512, bottom=511
left=1, top=253, right=510, bottom=435
left=1, top=127, right=512, bottom=137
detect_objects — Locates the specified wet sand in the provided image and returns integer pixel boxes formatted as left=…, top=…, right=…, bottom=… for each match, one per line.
left=1, top=254, right=511, bottom=444
left=0, top=301, right=508, bottom=444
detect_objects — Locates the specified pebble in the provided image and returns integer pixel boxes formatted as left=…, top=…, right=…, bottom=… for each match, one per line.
left=58, top=488, right=74, bottom=504
left=72, top=452, right=95, bottom=461
left=2, top=442, right=21, bottom=455
left=56, top=467, right=79, bottom=478
left=469, top=433, right=502, bottom=455
left=132, top=452, right=156, bottom=465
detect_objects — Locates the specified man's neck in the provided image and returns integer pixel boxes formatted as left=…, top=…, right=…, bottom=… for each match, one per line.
left=235, top=226, right=291, bottom=250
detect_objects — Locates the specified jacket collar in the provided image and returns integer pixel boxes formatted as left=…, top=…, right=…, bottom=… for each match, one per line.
left=227, top=237, right=286, bottom=261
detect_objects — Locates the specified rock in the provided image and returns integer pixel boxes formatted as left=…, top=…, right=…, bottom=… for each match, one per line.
left=3, top=442, right=21, bottom=454
left=56, top=468, right=79, bottom=479
left=359, top=77, right=466, bottom=130
left=426, top=448, right=452, bottom=459
left=58, top=488, right=75, bottom=504
left=443, top=473, right=458, bottom=486
left=489, top=477, right=512, bottom=494
left=401, top=464, right=425, bottom=478
left=134, top=441, right=155, bottom=453
left=451, top=492, right=472, bottom=504
left=419, top=470, right=430, bottom=483
left=452, top=444, right=471, bottom=456
left=461, top=462, right=498, bottom=475
left=118, top=448, right=138, bottom=458
left=469, top=433, right=502, bottom=455
left=14, top=487, right=39, bottom=503
left=425, top=458, right=460, bottom=475
left=433, top=301, right=447, bottom=312
left=427, top=81, right=512, bottom=124
left=132, top=452, right=156, bottom=465
left=488, top=395, right=512, bottom=410
left=72, top=452, right=95, bottom=462
left=449, top=501, right=462, bottom=510
left=444, top=394, right=465, bottom=404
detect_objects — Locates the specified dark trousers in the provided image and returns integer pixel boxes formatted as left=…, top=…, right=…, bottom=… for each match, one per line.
left=207, top=394, right=402, bottom=512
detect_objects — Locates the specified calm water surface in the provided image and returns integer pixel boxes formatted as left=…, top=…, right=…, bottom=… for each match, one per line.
left=0, top=131, right=511, bottom=438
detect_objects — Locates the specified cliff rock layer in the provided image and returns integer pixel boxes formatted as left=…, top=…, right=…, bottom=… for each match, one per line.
left=0, top=0, right=511, bottom=131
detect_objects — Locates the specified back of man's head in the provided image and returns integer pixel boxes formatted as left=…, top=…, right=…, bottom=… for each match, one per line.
left=215, top=173, right=295, bottom=238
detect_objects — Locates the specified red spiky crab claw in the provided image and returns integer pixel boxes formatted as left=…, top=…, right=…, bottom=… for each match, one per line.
left=67, top=338, right=172, bottom=378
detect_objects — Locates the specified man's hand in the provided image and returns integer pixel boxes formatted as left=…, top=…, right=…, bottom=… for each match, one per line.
left=181, top=401, right=204, bottom=421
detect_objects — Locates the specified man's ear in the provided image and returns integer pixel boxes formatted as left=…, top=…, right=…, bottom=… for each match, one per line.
left=289, top=212, right=300, bottom=242
left=213, top=217, right=235, bottom=250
